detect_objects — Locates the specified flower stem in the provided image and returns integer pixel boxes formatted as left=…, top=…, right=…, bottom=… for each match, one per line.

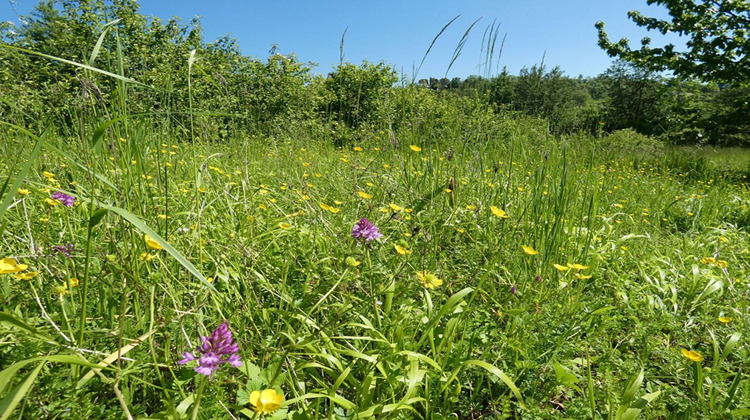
left=191, top=375, right=208, bottom=420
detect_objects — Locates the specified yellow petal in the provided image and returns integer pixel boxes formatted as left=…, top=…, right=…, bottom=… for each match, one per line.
left=718, top=316, right=732, bottom=323
left=389, top=203, right=403, bottom=211
left=522, top=246, right=538, bottom=255
left=144, top=234, right=164, bottom=250
left=358, top=191, right=373, bottom=199
left=553, top=264, right=570, bottom=271
left=490, top=206, right=508, bottom=218
left=681, top=348, right=703, bottom=362
left=409, top=145, right=422, bottom=152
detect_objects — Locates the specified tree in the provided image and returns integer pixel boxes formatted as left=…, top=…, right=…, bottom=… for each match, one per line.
left=596, top=0, right=750, bottom=85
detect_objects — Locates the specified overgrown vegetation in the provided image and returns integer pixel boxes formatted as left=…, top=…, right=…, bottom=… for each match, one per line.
left=1, top=1, right=749, bottom=419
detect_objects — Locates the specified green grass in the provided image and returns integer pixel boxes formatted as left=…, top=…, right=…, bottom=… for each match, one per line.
left=1, top=118, right=749, bottom=419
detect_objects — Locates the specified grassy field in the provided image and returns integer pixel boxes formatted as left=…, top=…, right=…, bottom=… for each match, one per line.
left=1, top=115, right=749, bottom=419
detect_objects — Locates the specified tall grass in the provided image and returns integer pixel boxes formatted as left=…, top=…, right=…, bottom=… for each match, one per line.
left=0, top=35, right=749, bottom=420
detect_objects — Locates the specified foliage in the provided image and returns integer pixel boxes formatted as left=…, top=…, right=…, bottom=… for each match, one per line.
left=595, top=0, right=750, bottom=85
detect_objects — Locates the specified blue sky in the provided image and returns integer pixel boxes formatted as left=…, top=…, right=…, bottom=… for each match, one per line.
left=2, top=0, right=685, bottom=79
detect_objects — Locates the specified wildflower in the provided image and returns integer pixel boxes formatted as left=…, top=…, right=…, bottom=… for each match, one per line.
left=249, top=389, right=284, bottom=414
left=351, top=218, right=382, bottom=242
left=42, top=171, right=55, bottom=180
left=320, top=203, right=341, bottom=213
left=55, top=284, right=70, bottom=297
left=567, top=263, right=589, bottom=270
left=52, top=244, right=75, bottom=258
left=13, top=271, right=39, bottom=280
left=139, top=252, right=156, bottom=261
left=575, top=273, right=593, bottom=280
left=144, top=234, right=163, bottom=250
left=0, top=258, right=28, bottom=274
left=715, top=260, right=728, bottom=268
left=553, top=264, right=570, bottom=271
left=522, top=245, right=538, bottom=255
left=681, top=348, right=703, bottom=362
left=416, top=271, right=443, bottom=289
left=700, top=257, right=716, bottom=265
left=51, top=191, right=76, bottom=207
left=394, top=244, right=412, bottom=255
left=345, top=256, right=361, bottom=267
left=718, top=316, right=732, bottom=323
left=68, top=278, right=80, bottom=287
left=278, top=222, right=292, bottom=229
left=490, top=206, right=508, bottom=218
left=353, top=146, right=363, bottom=152
left=409, top=145, right=422, bottom=152
left=17, top=188, right=30, bottom=196
left=389, top=203, right=403, bottom=212
left=510, top=286, right=517, bottom=295
left=179, top=322, right=242, bottom=376
left=358, top=191, right=373, bottom=199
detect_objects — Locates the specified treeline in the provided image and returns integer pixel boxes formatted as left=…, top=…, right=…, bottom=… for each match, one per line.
left=1, top=0, right=748, bottom=146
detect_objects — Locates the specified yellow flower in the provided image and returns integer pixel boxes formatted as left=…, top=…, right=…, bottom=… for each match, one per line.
left=13, top=271, right=39, bottom=280
left=389, top=203, right=403, bottom=212
left=139, top=252, right=156, bottom=261
left=45, top=198, right=60, bottom=206
left=522, top=245, right=538, bottom=255
left=353, top=146, right=363, bottom=152
left=0, top=258, right=28, bottom=274
left=42, top=171, right=55, bottom=180
left=575, top=273, right=593, bottom=280
left=55, top=284, right=70, bottom=297
left=358, top=191, right=373, bottom=199
left=249, top=389, right=284, bottom=414
left=394, top=244, right=412, bottom=255
left=17, top=188, right=31, bottom=196
left=69, top=278, right=80, bottom=287
left=700, top=257, right=716, bottom=265
left=320, top=203, right=341, bottom=213
left=567, top=263, right=589, bottom=270
left=409, top=145, right=422, bottom=152
left=715, top=260, right=728, bottom=268
left=553, top=264, right=570, bottom=271
left=278, top=222, right=292, bottom=229
left=490, top=206, right=508, bottom=218
left=144, top=235, right=163, bottom=250
left=718, top=316, right=732, bottom=323
left=681, top=348, right=703, bottom=362
left=345, top=256, right=361, bottom=267
left=416, top=271, right=443, bottom=289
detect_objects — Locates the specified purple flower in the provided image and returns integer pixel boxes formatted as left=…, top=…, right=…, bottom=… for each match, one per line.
left=178, top=322, right=242, bottom=376
left=51, top=192, right=76, bottom=207
left=510, top=286, right=517, bottom=295
left=52, top=244, right=75, bottom=258
left=351, top=218, right=382, bottom=242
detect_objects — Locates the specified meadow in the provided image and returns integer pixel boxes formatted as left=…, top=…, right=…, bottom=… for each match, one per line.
left=1, top=3, right=749, bottom=418
left=1, top=110, right=749, bottom=419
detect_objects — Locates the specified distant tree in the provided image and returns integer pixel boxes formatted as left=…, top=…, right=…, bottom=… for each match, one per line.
left=600, top=60, right=668, bottom=134
left=596, top=0, right=750, bottom=85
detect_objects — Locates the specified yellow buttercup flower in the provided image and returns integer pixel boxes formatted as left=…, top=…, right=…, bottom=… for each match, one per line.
left=575, top=273, right=593, bottom=280
left=69, top=278, right=80, bottom=287
left=345, top=256, right=361, bottom=267
left=139, top=253, right=156, bottom=261
left=394, top=244, right=412, bottom=255
left=0, top=258, right=28, bottom=274
left=553, top=264, right=570, bottom=271
left=389, top=203, right=404, bottom=212
left=17, top=188, right=31, bottom=196
left=681, top=348, right=703, bottom=362
left=249, top=389, right=284, bottom=414
left=490, top=206, right=508, bottom=218
left=700, top=257, right=716, bottom=265
left=522, top=245, right=538, bottom=255
left=144, top=235, right=163, bottom=250
left=320, top=203, right=341, bottom=213
left=13, top=271, right=39, bottom=280
left=358, top=191, right=373, bottom=199
left=353, top=146, right=363, bottom=152
left=409, top=145, right=422, bottom=152
left=278, top=222, right=292, bottom=229
left=416, top=271, right=443, bottom=289
left=718, top=316, right=732, bottom=323
left=567, top=263, right=589, bottom=270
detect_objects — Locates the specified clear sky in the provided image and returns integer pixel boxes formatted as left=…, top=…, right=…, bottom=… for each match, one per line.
left=2, top=0, right=685, bottom=79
